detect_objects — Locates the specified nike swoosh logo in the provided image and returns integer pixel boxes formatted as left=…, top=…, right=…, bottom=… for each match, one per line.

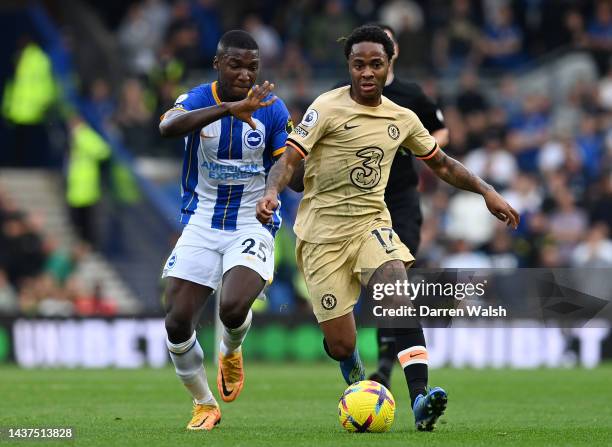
left=220, top=370, right=233, bottom=397
left=194, top=416, right=209, bottom=427
left=385, top=248, right=398, bottom=254
left=410, top=353, right=423, bottom=358
left=344, top=123, right=359, bottom=130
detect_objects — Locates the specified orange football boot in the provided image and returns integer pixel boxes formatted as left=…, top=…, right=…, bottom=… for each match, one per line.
left=186, top=403, right=221, bottom=431
left=217, top=350, right=245, bottom=402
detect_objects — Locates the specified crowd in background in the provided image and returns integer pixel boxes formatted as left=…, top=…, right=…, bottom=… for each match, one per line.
left=72, top=0, right=612, bottom=155
left=1, top=0, right=611, bottom=315
left=0, top=188, right=118, bottom=316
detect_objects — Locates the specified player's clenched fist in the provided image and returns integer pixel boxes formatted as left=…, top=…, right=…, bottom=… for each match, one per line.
left=256, top=191, right=278, bottom=224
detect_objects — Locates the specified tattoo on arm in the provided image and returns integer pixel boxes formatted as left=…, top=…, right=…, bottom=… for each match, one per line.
left=265, top=148, right=303, bottom=194
left=425, top=150, right=492, bottom=195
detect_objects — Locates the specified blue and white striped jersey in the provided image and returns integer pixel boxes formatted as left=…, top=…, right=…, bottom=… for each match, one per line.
left=172, top=81, right=290, bottom=235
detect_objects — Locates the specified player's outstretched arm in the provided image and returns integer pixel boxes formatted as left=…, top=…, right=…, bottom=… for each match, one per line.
left=256, top=146, right=304, bottom=223
left=159, top=81, right=277, bottom=137
left=423, top=147, right=520, bottom=229
left=159, top=106, right=231, bottom=138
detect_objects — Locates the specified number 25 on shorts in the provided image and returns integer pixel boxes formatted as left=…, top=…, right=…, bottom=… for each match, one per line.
left=241, top=238, right=267, bottom=262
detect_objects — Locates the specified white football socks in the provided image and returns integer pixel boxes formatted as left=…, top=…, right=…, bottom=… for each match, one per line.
left=220, top=309, right=253, bottom=356
left=167, top=332, right=216, bottom=406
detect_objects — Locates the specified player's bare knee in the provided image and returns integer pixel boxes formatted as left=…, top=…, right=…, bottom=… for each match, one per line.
left=368, top=260, right=407, bottom=289
left=165, top=312, right=192, bottom=343
left=219, top=301, right=250, bottom=329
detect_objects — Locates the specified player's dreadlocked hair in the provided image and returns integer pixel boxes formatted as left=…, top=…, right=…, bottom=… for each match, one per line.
left=342, top=25, right=395, bottom=60
left=217, top=30, right=258, bottom=55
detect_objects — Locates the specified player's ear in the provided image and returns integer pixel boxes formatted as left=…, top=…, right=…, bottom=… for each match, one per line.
left=213, top=55, right=219, bottom=70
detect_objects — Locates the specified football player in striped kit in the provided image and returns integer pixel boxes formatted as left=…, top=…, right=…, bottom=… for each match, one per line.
left=159, top=30, right=294, bottom=431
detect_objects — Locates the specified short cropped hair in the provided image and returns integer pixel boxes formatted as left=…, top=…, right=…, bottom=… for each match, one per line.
left=343, top=25, right=395, bottom=60
left=217, top=30, right=258, bottom=55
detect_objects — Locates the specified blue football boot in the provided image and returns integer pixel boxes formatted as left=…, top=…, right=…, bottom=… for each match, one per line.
left=413, top=386, right=448, bottom=431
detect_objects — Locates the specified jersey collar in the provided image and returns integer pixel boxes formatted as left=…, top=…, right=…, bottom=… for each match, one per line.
left=211, top=81, right=221, bottom=105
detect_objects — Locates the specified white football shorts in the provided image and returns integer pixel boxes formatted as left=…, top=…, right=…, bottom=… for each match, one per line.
left=162, top=223, right=275, bottom=290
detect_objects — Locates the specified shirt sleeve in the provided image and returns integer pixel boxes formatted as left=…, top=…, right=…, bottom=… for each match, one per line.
left=286, top=96, right=330, bottom=158
left=171, top=85, right=208, bottom=112
left=266, top=99, right=293, bottom=159
left=400, top=109, right=439, bottom=160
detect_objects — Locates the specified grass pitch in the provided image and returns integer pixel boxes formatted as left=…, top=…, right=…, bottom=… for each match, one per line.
left=0, top=363, right=611, bottom=446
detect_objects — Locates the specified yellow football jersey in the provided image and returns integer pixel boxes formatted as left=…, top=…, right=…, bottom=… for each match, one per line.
left=287, top=86, right=438, bottom=243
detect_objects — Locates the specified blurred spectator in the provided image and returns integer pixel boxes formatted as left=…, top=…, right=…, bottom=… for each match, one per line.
left=486, top=227, right=520, bottom=268
left=538, top=132, right=584, bottom=187
left=446, top=191, right=497, bottom=245
left=244, top=15, right=282, bottom=69
left=379, top=0, right=429, bottom=70
left=479, top=5, right=526, bottom=71
left=454, top=70, right=489, bottom=151
left=114, top=78, right=154, bottom=154
left=456, top=70, right=489, bottom=115
left=44, top=241, right=89, bottom=286
left=82, top=78, right=116, bottom=130
left=575, top=114, right=605, bottom=178
left=572, top=222, right=612, bottom=266
left=164, top=1, right=202, bottom=71
left=151, top=76, right=184, bottom=156
left=432, top=0, right=481, bottom=75
left=0, top=184, right=116, bottom=317
left=463, top=128, right=518, bottom=190
left=0, top=213, right=46, bottom=285
left=552, top=81, right=590, bottom=135
left=118, top=1, right=170, bottom=76
left=191, top=0, right=222, bottom=64
left=587, top=171, right=612, bottom=225
left=502, top=173, right=543, bottom=216
left=416, top=214, right=446, bottom=267
left=36, top=274, right=73, bottom=317
left=279, top=40, right=312, bottom=81
left=563, top=8, right=589, bottom=49
left=379, top=0, right=423, bottom=36
left=538, top=242, right=564, bottom=267
left=65, top=116, right=111, bottom=246
left=585, top=0, right=612, bottom=75
left=507, top=94, right=550, bottom=172
left=304, top=0, right=355, bottom=70
left=73, top=280, right=117, bottom=316
left=599, top=67, right=612, bottom=110
left=440, top=239, right=492, bottom=268
left=549, top=189, right=588, bottom=261
left=2, top=37, right=57, bottom=166
left=495, top=75, right=522, bottom=123
left=0, top=270, right=18, bottom=314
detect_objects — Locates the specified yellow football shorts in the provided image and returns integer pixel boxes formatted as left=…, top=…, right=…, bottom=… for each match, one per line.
left=296, top=221, right=414, bottom=323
